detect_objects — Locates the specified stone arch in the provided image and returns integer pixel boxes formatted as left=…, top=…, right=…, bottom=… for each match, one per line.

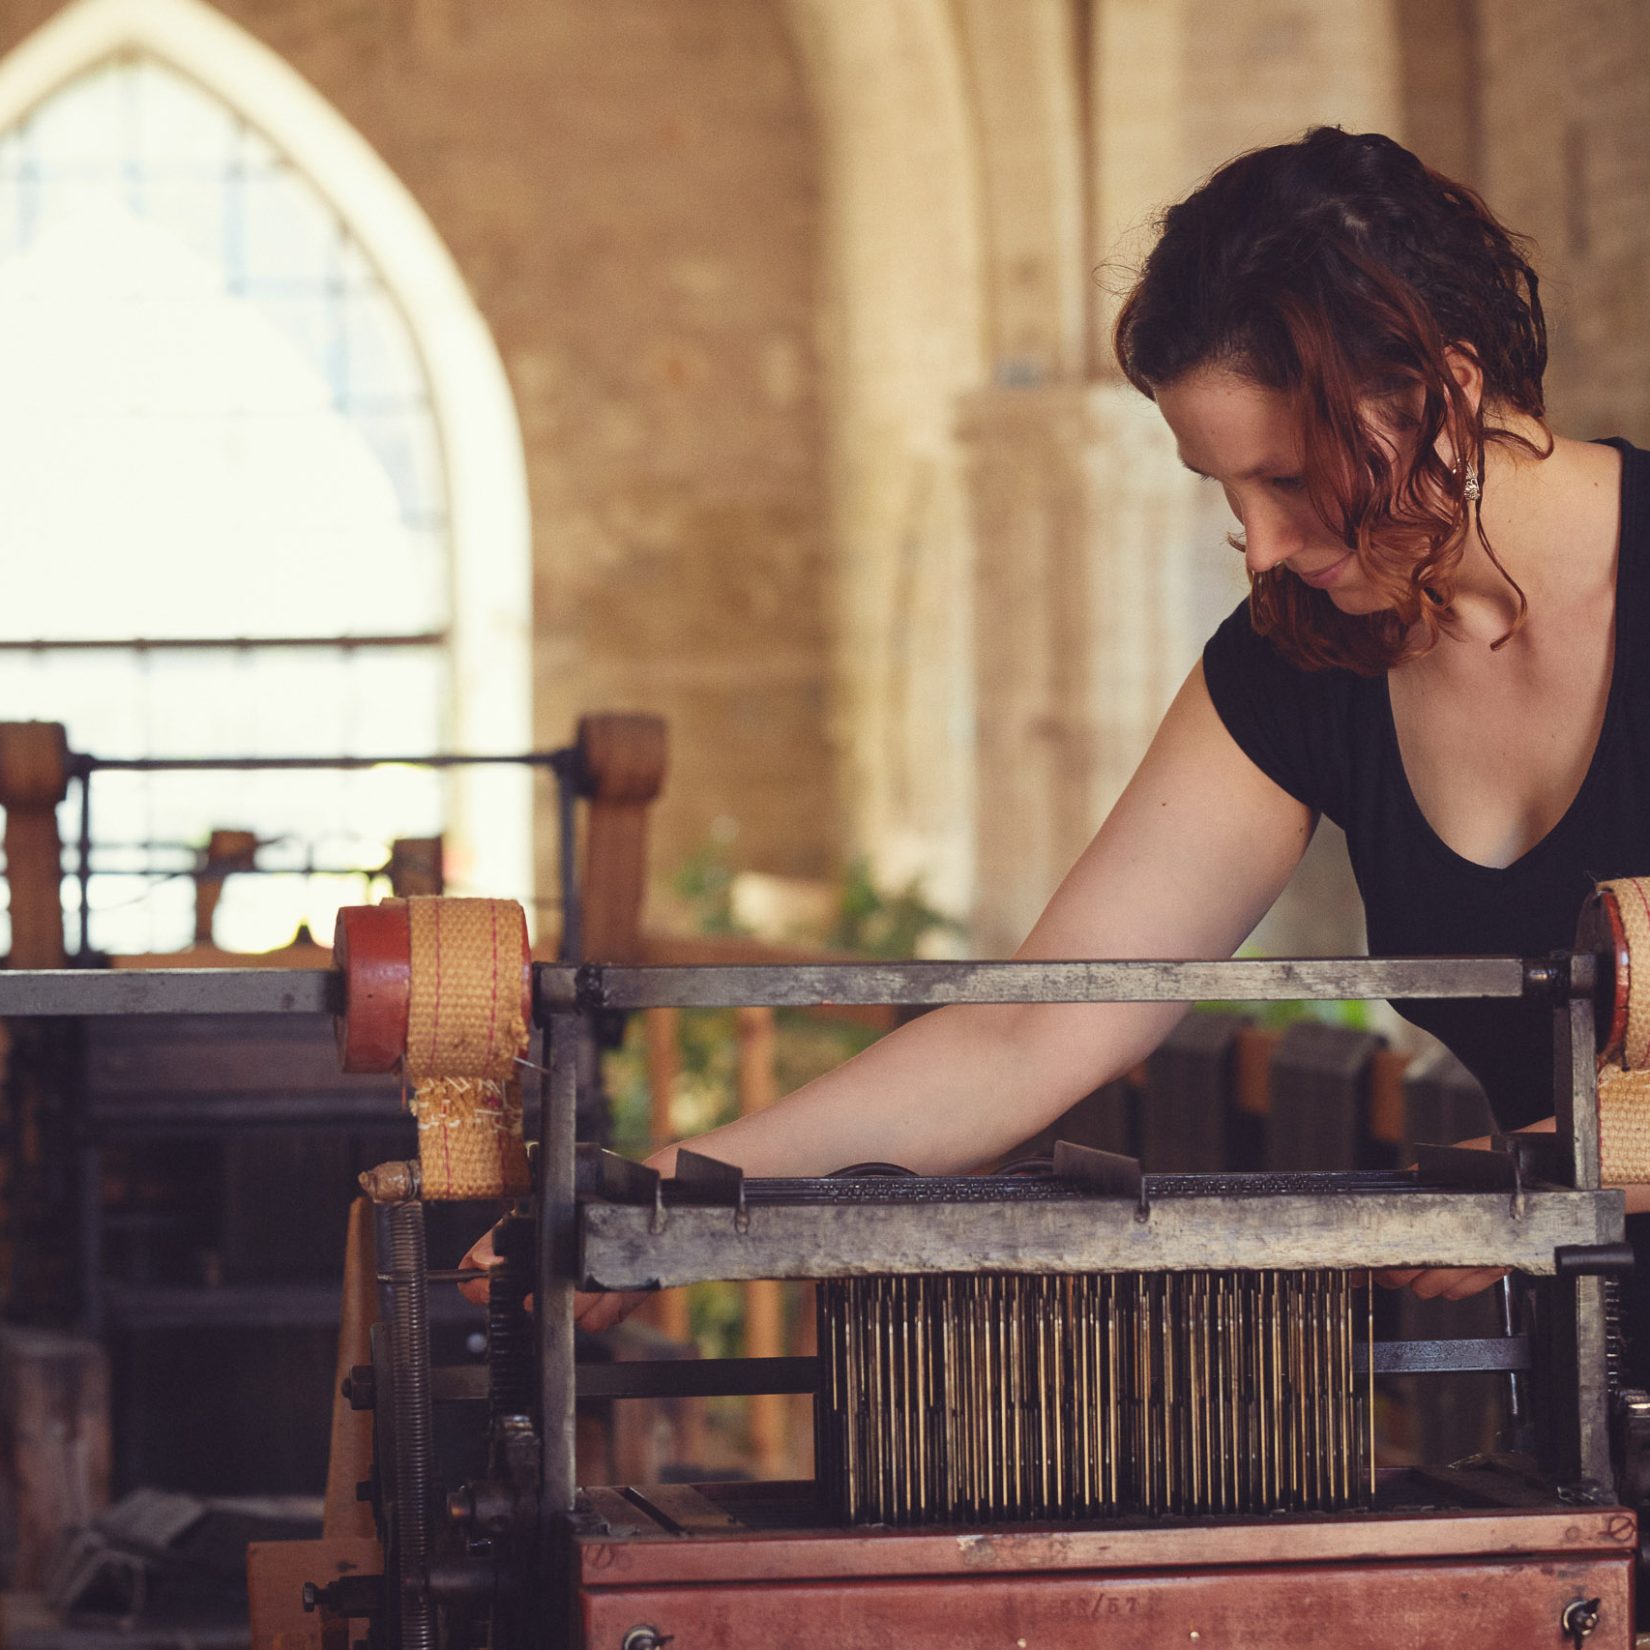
left=951, top=0, right=1089, bottom=382
left=0, top=0, right=532, bottom=902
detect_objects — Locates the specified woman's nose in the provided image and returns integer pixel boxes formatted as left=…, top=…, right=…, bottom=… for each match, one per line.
left=1241, top=503, right=1298, bottom=578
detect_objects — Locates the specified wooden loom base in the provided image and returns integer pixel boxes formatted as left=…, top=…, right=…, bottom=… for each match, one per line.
left=574, top=1478, right=1638, bottom=1650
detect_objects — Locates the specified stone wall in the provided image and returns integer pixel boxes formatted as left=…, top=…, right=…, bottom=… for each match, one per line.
left=1479, top=0, right=1650, bottom=445
left=8, top=0, right=1646, bottom=959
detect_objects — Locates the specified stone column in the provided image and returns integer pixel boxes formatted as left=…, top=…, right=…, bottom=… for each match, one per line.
left=959, top=379, right=1199, bottom=954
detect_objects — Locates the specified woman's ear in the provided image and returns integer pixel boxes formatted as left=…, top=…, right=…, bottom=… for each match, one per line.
left=1442, top=345, right=1484, bottom=410
left=1432, top=345, right=1485, bottom=469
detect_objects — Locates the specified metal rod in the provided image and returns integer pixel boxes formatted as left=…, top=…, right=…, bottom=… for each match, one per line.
left=1554, top=973, right=1615, bottom=1492
left=554, top=752, right=581, bottom=964
left=82, top=751, right=567, bottom=773
left=3, top=952, right=1541, bottom=1021
left=61, top=858, right=398, bottom=879
left=1357, top=1335, right=1533, bottom=1375
left=432, top=1355, right=820, bottom=1403
left=0, top=969, right=337, bottom=1017
left=0, top=632, right=446, bottom=652
left=539, top=1006, right=582, bottom=1526
left=548, top=955, right=1536, bottom=1012
left=386, top=1203, right=435, bottom=1650
left=1499, top=1275, right=1527, bottom=1432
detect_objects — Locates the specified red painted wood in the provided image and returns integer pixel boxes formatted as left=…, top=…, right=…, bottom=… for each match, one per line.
left=581, top=1554, right=1633, bottom=1649
left=332, top=899, right=410, bottom=1072
left=1579, top=885, right=1632, bottom=1063
left=577, top=1496, right=1637, bottom=1587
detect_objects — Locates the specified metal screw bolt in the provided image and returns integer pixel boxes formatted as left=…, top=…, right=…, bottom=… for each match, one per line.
left=1562, top=1596, right=1602, bottom=1646
left=620, top=1629, right=673, bottom=1650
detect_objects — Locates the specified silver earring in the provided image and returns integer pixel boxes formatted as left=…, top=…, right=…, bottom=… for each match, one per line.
left=1463, top=459, right=1481, bottom=502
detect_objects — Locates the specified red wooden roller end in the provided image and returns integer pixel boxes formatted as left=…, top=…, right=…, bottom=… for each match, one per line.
left=334, top=900, right=412, bottom=1072
left=1577, top=885, right=1630, bottom=1065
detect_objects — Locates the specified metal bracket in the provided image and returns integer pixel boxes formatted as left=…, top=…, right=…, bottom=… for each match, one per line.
left=1415, top=1139, right=1524, bottom=1220
left=576, top=1146, right=667, bottom=1233
left=1051, top=1140, right=1149, bottom=1222
left=671, top=1148, right=750, bottom=1234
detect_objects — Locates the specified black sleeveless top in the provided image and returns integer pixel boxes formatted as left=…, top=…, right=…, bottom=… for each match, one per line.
left=1202, top=437, right=1648, bottom=1131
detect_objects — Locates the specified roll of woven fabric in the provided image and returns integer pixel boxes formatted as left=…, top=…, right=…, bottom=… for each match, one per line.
left=1594, top=877, right=1650, bottom=1185
left=402, top=896, right=532, bottom=1200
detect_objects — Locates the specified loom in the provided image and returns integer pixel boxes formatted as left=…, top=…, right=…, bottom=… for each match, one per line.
left=6, top=869, right=1650, bottom=1649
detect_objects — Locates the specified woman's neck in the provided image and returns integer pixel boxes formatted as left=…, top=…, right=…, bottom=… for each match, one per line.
left=1439, top=423, right=1617, bottom=647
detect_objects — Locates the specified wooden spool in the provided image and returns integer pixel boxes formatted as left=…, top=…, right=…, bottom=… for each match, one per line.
left=1576, top=884, right=1631, bottom=1066
left=332, top=898, right=533, bottom=1073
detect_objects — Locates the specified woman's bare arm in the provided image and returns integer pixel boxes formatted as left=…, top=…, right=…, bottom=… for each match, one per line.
left=636, top=662, right=1314, bottom=1181
left=461, top=661, right=1315, bottom=1316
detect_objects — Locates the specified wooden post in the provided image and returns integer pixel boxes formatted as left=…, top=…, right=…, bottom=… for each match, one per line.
left=736, top=1006, right=787, bottom=1477
left=247, top=1202, right=384, bottom=1650
left=0, top=1325, right=109, bottom=1587
left=1367, top=1047, right=1412, bottom=1148
left=194, top=828, right=258, bottom=949
left=387, top=836, right=444, bottom=898
left=0, top=722, right=71, bottom=968
left=321, top=1199, right=380, bottom=1541
left=246, top=1536, right=379, bottom=1650
left=1234, top=1027, right=1279, bottom=1119
left=577, top=714, right=667, bottom=964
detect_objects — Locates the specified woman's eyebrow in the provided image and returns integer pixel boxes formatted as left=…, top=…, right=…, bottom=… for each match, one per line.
left=1178, top=456, right=1297, bottom=481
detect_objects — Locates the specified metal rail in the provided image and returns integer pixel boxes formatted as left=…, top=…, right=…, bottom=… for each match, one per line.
left=0, top=954, right=1549, bottom=1019
left=578, top=1188, right=1624, bottom=1288
left=80, top=751, right=570, bottom=773
left=0, top=968, right=337, bottom=1016
left=544, top=955, right=1541, bottom=1011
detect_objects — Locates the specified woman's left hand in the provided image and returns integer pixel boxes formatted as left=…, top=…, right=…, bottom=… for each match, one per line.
left=1373, top=1127, right=1517, bottom=1299
left=1372, top=1264, right=1508, bottom=1300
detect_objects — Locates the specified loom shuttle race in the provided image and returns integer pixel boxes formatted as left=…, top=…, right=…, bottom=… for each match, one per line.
left=11, top=877, right=1650, bottom=1649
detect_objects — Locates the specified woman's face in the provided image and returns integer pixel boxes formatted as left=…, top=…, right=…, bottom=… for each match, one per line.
left=1155, top=366, right=1392, bottom=615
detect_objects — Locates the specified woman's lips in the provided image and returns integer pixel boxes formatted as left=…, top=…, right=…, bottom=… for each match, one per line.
left=1294, top=552, right=1354, bottom=589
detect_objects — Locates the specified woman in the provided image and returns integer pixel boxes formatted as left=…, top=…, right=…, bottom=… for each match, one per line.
left=467, top=126, right=1649, bottom=1330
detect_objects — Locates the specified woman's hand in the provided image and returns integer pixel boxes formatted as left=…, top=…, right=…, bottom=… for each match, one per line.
left=456, top=1223, right=651, bottom=1330
left=1372, top=1264, right=1508, bottom=1300
left=1372, top=1128, right=1516, bottom=1300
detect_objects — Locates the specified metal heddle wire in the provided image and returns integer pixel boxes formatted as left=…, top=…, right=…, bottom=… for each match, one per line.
left=816, top=1268, right=1374, bottom=1526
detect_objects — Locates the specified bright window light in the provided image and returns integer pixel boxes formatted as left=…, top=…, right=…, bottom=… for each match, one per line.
left=0, top=53, right=453, bottom=955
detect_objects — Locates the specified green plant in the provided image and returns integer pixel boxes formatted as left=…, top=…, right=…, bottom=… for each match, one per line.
left=825, top=855, right=965, bottom=958
left=669, top=842, right=746, bottom=937
left=1199, top=944, right=1372, bottom=1031
left=601, top=844, right=955, bottom=1369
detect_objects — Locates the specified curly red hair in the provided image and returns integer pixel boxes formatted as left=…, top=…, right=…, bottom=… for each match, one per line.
left=1114, top=127, right=1552, bottom=675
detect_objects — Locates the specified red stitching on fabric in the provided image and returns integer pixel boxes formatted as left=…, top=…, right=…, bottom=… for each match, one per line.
left=428, top=901, right=444, bottom=1070
left=485, top=902, right=501, bottom=1070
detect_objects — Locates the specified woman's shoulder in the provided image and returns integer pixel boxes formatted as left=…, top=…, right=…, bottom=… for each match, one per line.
left=1202, top=597, right=1362, bottom=696
left=1201, top=598, right=1367, bottom=824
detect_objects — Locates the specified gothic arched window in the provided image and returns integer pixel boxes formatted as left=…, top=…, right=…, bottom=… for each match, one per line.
left=0, top=4, right=530, bottom=956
